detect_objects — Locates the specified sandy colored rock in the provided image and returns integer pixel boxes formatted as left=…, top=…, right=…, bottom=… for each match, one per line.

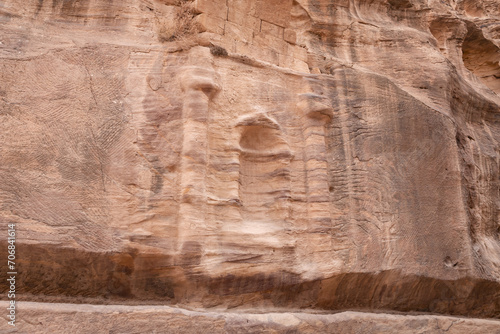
left=0, top=0, right=500, bottom=331
left=1, top=301, right=500, bottom=334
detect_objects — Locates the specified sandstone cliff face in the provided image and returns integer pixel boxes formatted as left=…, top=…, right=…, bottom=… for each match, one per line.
left=1, top=0, right=500, bottom=325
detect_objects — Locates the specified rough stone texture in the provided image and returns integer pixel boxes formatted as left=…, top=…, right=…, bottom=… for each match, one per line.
left=1, top=301, right=500, bottom=334
left=1, top=0, right=500, bottom=331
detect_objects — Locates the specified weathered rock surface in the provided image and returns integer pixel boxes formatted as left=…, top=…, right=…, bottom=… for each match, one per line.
left=1, top=301, right=500, bottom=334
left=1, top=0, right=500, bottom=330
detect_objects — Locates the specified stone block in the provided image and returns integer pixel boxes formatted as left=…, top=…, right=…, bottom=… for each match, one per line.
left=193, top=0, right=228, bottom=20
left=261, top=20, right=284, bottom=39
left=291, top=44, right=308, bottom=62
left=253, top=32, right=288, bottom=54
left=279, top=53, right=310, bottom=72
left=284, top=29, right=297, bottom=44
left=227, top=0, right=257, bottom=16
left=235, top=40, right=279, bottom=65
left=225, top=21, right=254, bottom=43
left=279, top=53, right=294, bottom=68
left=255, top=0, right=293, bottom=28
left=292, top=59, right=310, bottom=73
left=227, top=8, right=261, bottom=32
left=195, top=13, right=225, bottom=35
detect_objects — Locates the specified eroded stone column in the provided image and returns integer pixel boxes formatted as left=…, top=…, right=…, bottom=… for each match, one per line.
left=297, top=93, right=344, bottom=277
left=177, top=47, right=220, bottom=256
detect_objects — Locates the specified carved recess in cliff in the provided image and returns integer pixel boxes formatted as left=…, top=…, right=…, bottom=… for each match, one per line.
left=0, top=0, right=500, bottom=321
left=462, top=23, right=500, bottom=95
left=238, top=116, right=292, bottom=229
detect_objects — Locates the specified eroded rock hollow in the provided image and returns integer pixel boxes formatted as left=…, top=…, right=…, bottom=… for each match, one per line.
left=1, top=0, right=500, bottom=331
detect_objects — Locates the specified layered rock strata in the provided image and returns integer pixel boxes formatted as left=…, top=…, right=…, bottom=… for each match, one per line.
left=0, top=0, right=499, bottom=325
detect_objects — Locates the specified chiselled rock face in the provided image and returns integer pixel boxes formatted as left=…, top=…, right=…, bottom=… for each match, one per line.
left=1, top=0, right=500, bottom=322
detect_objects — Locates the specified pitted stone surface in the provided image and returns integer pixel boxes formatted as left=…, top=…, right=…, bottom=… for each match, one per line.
left=0, top=0, right=500, bottom=330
